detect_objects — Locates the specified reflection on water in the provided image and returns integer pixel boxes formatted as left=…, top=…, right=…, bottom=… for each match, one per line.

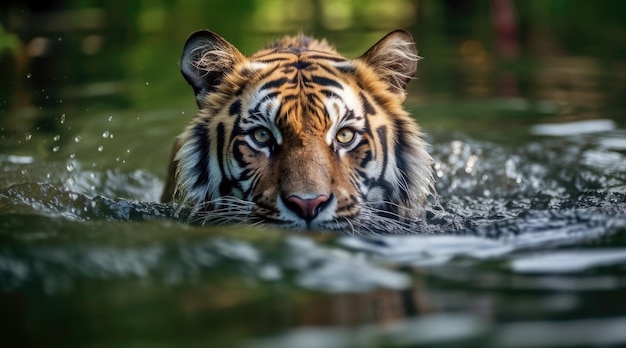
left=248, top=315, right=626, bottom=348
left=2, top=1, right=626, bottom=347
left=510, top=249, right=626, bottom=273
left=247, top=314, right=488, bottom=348
left=531, top=119, right=616, bottom=136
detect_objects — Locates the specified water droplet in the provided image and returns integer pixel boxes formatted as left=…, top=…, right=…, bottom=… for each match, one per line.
left=52, top=146, right=60, bottom=152
left=145, top=81, right=149, bottom=86
left=109, top=133, right=114, bottom=139
left=21, top=169, right=27, bottom=175
left=74, top=136, right=81, bottom=143
left=25, top=133, right=32, bottom=141
left=70, top=153, right=75, bottom=159
left=107, top=116, right=113, bottom=122
left=97, top=145, right=104, bottom=152
left=46, top=173, right=51, bottom=179
left=53, top=135, right=60, bottom=141
left=181, top=111, right=185, bottom=115
left=126, top=149, right=131, bottom=153
left=115, top=157, right=120, bottom=162
left=57, top=36, right=63, bottom=42
left=67, top=177, right=75, bottom=186
left=102, top=131, right=110, bottom=138
left=26, top=73, right=32, bottom=79
left=60, top=114, right=66, bottom=124
left=66, top=162, right=74, bottom=172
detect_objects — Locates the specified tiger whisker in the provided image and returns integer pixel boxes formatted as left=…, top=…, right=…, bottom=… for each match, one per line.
left=358, top=206, right=413, bottom=225
left=351, top=203, right=418, bottom=234
left=187, top=196, right=256, bottom=226
left=341, top=216, right=358, bottom=236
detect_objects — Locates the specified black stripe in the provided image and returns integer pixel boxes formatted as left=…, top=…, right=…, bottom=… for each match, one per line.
left=251, top=92, right=280, bottom=108
left=247, top=109, right=267, bottom=122
left=219, top=180, right=232, bottom=196
left=232, top=139, right=262, bottom=168
left=360, top=93, right=375, bottom=115
left=310, top=76, right=343, bottom=89
left=255, top=56, right=291, bottom=64
left=321, top=90, right=342, bottom=100
left=372, top=125, right=397, bottom=202
left=356, top=169, right=372, bottom=186
left=336, top=202, right=357, bottom=214
left=216, top=122, right=227, bottom=180
left=282, top=94, right=299, bottom=102
left=306, top=93, right=321, bottom=104
left=376, top=126, right=389, bottom=182
left=306, top=54, right=347, bottom=62
left=192, top=123, right=210, bottom=188
left=343, top=109, right=356, bottom=121
left=234, top=80, right=248, bottom=97
left=252, top=196, right=281, bottom=214
left=231, top=114, right=244, bottom=145
left=316, top=63, right=340, bottom=75
left=359, top=144, right=372, bottom=168
left=260, top=77, right=288, bottom=91
left=394, top=120, right=411, bottom=203
left=229, top=100, right=241, bottom=116
left=286, top=61, right=311, bottom=70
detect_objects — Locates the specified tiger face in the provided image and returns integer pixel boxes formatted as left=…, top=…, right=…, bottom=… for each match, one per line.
left=161, top=30, right=435, bottom=232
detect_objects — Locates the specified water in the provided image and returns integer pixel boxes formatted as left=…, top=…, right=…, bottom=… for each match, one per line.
left=2, top=2, right=626, bottom=347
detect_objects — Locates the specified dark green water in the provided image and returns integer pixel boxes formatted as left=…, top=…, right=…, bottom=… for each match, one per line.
left=1, top=1, right=626, bottom=347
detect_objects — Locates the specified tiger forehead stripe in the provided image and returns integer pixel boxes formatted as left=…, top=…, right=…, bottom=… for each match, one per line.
left=309, top=76, right=343, bottom=89
left=305, top=54, right=347, bottom=62
left=260, top=77, right=289, bottom=91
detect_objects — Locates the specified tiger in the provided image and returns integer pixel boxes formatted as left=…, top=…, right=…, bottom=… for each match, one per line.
left=160, top=29, right=435, bottom=233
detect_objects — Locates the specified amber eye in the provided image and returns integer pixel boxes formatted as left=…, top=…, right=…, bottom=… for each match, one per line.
left=336, top=127, right=355, bottom=144
left=252, top=127, right=272, bottom=144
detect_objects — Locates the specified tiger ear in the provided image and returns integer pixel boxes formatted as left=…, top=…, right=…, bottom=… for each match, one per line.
left=181, top=30, right=245, bottom=106
left=357, top=30, right=419, bottom=97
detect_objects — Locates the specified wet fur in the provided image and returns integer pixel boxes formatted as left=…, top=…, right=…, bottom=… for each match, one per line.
left=162, top=30, right=435, bottom=233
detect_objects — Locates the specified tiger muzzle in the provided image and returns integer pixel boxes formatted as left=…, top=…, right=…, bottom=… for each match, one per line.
left=278, top=141, right=334, bottom=222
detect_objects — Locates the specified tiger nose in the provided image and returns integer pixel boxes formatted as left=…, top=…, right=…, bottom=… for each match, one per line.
left=284, top=194, right=330, bottom=222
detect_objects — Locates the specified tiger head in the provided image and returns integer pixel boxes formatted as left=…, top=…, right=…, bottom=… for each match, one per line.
left=162, top=30, right=435, bottom=232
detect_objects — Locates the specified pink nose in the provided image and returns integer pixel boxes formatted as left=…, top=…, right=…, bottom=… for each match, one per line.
left=285, top=195, right=330, bottom=221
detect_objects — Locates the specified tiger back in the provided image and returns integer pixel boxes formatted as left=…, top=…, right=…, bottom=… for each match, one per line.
left=161, top=29, right=435, bottom=232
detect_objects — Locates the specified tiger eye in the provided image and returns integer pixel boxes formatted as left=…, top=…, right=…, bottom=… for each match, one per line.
left=253, top=128, right=272, bottom=144
left=336, top=128, right=355, bottom=144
